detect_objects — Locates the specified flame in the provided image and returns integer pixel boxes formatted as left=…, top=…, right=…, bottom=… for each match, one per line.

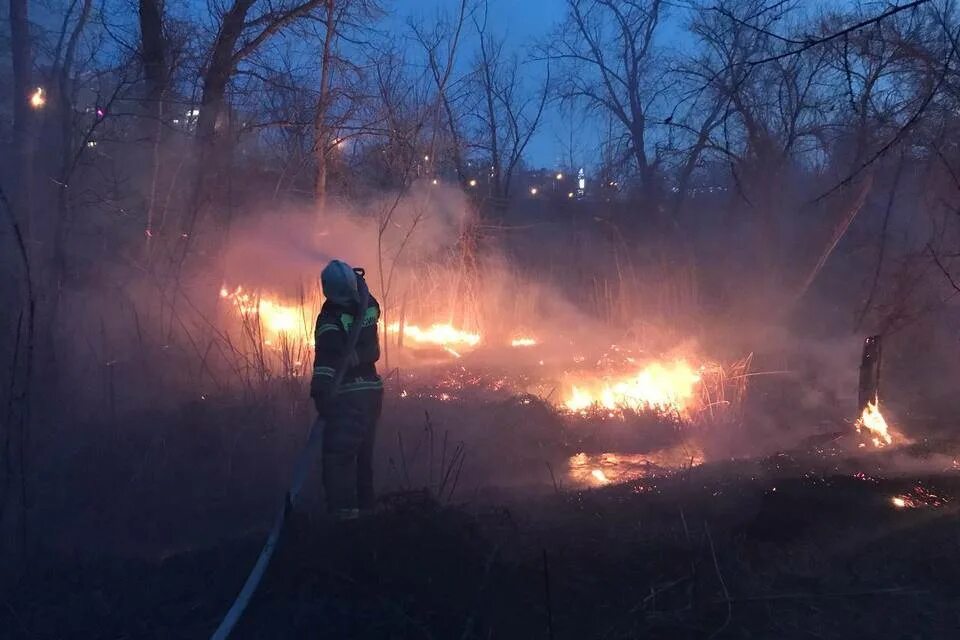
left=562, top=360, right=702, bottom=415
left=389, top=322, right=481, bottom=349
left=220, top=286, right=307, bottom=344
left=855, top=400, right=894, bottom=447
left=511, top=337, right=537, bottom=347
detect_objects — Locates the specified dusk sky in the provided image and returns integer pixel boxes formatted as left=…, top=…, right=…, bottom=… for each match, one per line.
left=395, top=0, right=695, bottom=169
left=396, top=0, right=570, bottom=168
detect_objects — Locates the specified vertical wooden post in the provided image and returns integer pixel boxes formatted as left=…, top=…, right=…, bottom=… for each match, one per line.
left=858, top=335, right=882, bottom=413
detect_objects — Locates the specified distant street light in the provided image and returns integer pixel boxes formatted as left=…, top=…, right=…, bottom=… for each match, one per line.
left=567, top=192, right=574, bottom=198
left=432, top=178, right=438, bottom=185
left=468, top=179, right=477, bottom=187
left=29, top=87, right=46, bottom=110
left=555, top=173, right=563, bottom=180
left=423, top=155, right=430, bottom=161
left=530, top=187, right=538, bottom=196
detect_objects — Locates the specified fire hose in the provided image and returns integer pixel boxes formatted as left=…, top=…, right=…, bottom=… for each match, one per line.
left=209, top=271, right=371, bottom=640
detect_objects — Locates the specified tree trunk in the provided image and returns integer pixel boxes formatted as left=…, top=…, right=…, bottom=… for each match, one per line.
left=671, top=104, right=722, bottom=220
left=139, top=0, right=168, bottom=256
left=53, top=0, right=94, bottom=286
left=314, top=0, right=336, bottom=214
left=139, top=0, right=167, bottom=102
left=484, top=84, right=501, bottom=198
left=9, top=0, right=33, bottom=242
left=4, top=0, right=33, bottom=572
left=179, top=0, right=254, bottom=261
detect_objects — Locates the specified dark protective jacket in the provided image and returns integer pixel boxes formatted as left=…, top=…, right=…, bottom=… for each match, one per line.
left=310, top=294, right=382, bottom=400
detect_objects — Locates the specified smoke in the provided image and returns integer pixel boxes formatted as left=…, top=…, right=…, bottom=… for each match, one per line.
left=221, top=183, right=472, bottom=292
left=41, top=171, right=958, bottom=481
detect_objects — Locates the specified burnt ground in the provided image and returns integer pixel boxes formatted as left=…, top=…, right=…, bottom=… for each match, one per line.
left=3, top=444, right=960, bottom=640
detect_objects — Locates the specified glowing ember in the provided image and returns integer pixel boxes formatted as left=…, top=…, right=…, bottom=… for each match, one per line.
left=890, top=485, right=949, bottom=509
left=562, top=360, right=701, bottom=416
left=855, top=400, right=894, bottom=447
left=511, top=337, right=537, bottom=347
left=389, top=322, right=481, bottom=349
left=220, top=286, right=307, bottom=344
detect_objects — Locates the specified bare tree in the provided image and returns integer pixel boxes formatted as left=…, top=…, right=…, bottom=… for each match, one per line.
left=314, top=0, right=339, bottom=212
left=179, top=0, right=329, bottom=260
left=139, top=0, right=169, bottom=253
left=548, top=0, right=666, bottom=201
left=410, top=0, right=473, bottom=185
left=9, top=0, right=34, bottom=242
left=312, top=0, right=383, bottom=212
left=471, top=2, right=549, bottom=202
left=685, top=1, right=835, bottom=281
left=364, top=47, right=433, bottom=189
left=53, top=0, right=96, bottom=281
left=3, top=0, right=35, bottom=570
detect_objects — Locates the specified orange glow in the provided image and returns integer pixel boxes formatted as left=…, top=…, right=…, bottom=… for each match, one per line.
left=220, top=286, right=308, bottom=345
left=389, top=322, right=481, bottom=350
left=30, top=87, right=46, bottom=109
left=569, top=446, right=704, bottom=487
left=890, top=485, right=949, bottom=509
left=590, top=468, right=609, bottom=484
left=562, top=360, right=702, bottom=416
left=511, top=337, right=537, bottom=347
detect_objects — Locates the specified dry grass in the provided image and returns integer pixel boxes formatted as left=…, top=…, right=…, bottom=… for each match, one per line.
left=7, top=442, right=960, bottom=639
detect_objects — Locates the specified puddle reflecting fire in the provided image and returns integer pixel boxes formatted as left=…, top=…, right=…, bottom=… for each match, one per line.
left=568, top=444, right=705, bottom=487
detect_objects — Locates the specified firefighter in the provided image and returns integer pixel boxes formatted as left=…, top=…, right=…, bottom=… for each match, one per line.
left=310, top=259, right=383, bottom=520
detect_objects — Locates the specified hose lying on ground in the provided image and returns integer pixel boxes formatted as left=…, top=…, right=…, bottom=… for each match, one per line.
left=209, top=279, right=371, bottom=640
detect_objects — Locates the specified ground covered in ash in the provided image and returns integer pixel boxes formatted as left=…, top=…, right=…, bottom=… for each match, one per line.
left=4, top=435, right=960, bottom=639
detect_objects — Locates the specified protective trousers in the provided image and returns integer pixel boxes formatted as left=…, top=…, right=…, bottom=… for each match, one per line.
left=320, top=387, right=383, bottom=515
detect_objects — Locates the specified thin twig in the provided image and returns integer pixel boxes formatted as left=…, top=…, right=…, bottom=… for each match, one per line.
left=705, top=522, right=731, bottom=639
left=740, top=1, right=932, bottom=68
left=712, top=587, right=926, bottom=604
left=460, top=544, right=501, bottom=640
left=542, top=549, right=555, bottom=640
left=926, top=244, right=960, bottom=293
left=855, top=152, right=905, bottom=331
left=545, top=461, right=561, bottom=495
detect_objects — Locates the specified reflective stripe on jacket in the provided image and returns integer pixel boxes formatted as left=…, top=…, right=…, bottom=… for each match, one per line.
left=310, top=295, right=382, bottom=399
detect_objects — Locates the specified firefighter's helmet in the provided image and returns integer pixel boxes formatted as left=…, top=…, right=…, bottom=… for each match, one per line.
left=321, top=259, right=359, bottom=304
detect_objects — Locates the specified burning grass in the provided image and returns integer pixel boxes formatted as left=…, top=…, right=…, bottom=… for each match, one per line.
left=561, top=359, right=702, bottom=416
left=215, top=283, right=745, bottom=428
